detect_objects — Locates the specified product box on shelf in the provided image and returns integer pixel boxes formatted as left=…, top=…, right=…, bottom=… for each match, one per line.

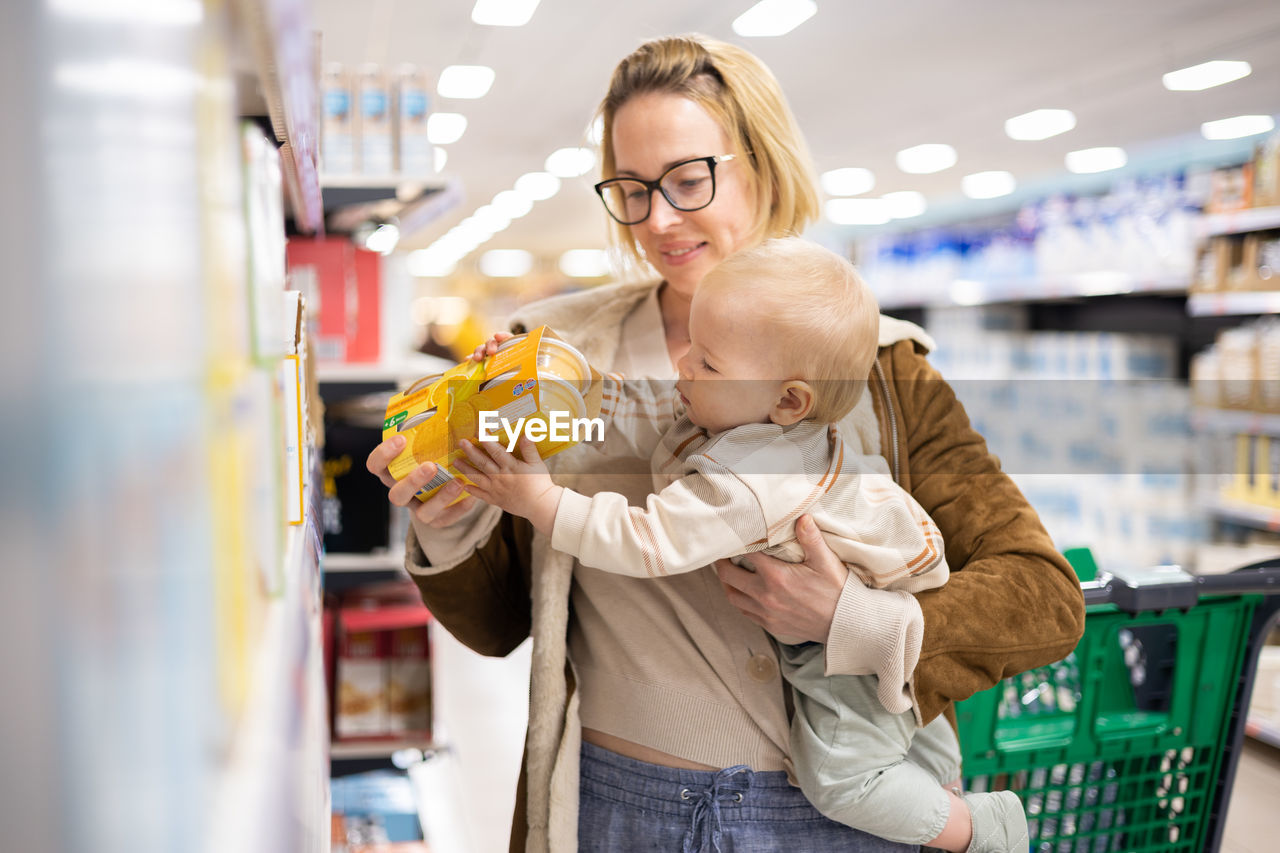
left=1208, top=163, right=1253, bottom=214
left=321, top=63, right=356, bottom=175
left=382, top=326, right=603, bottom=502
left=331, top=582, right=433, bottom=743
left=386, top=626, right=431, bottom=736
left=331, top=769, right=429, bottom=851
left=1242, top=230, right=1280, bottom=291
left=322, top=418, right=392, bottom=553
left=1259, top=321, right=1280, bottom=413
left=1253, top=132, right=1280, bottom=208
left=1207, top=235, right=1251, bottom=291
left=1216, top=325, right=1259, bottom=410
left=1265, top=436, right=1280, bottom=508
left=336, top=625, right=389, bottom=739
left=395, top=65, right=432, bottom=176
left=285, top=236, right=382, bottom=364
left=357, top=64, right=393, bottom=176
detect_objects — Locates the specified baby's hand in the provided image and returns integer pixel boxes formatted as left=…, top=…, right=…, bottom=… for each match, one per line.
left=470, top=331, right=516, bottom=363
left=453, top=435, right=563, bottom=535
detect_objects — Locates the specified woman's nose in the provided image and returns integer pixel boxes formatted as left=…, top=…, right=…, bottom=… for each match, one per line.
left=645, top=190, right=683, bottom=231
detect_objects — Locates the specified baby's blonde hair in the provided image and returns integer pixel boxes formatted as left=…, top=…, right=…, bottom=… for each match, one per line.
left=702, top=238, right=880, bottom=423
left=597, top=34, right=820, bottom=269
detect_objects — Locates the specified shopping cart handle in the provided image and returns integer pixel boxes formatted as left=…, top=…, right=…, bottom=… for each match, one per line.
left=1081, top=559, right=1280, bottom=612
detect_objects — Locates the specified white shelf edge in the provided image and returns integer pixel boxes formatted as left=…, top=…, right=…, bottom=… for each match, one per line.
left=1191, top=408, right=1280, bottom=436
left=1199, top=206, right=1280, bottom=238
left=323, top=549, right=406, bottom=573
left=1206, top=496, right=1280, bottom=532
left=877, top=273, right=1187, bottom=310
left=1186, top=290, right=1280, bottom=316
left=330, top=737, right=434, bottom=760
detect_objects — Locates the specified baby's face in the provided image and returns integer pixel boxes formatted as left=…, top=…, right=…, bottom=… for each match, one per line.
left=675, top=287, right=790, bottom=434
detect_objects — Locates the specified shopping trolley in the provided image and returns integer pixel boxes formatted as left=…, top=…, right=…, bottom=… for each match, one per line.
left=956, top=557, right=1280, bottom=853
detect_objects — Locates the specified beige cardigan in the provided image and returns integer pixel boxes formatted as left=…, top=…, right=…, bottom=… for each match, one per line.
left=406, top=280, right=937, bottom=852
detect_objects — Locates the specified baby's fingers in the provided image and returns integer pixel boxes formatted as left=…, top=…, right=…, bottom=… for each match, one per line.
left=452, top=456, right=488, bottom=489
left=458, top=438, right=502, bottom=473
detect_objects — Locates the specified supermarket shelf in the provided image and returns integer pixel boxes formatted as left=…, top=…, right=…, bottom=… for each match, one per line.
left=1192, top=408, right=1280, bottom=436
left=323, top=176, right=464, bottom=239
left=878, top=273, right=1186, bottom=310
left=1199, top=206, right=1280, bottom=238
left=232, top=0, right=322, bottom=233
left=1187, top=290, right=1280, bottom=316
left=323, top=549, right=406, bottom=573
left=1207, top=496, right=1280, bottom=532
left=1246, top=715, right=1280, bottom=749
left=330, top=737, right=434, bottom=760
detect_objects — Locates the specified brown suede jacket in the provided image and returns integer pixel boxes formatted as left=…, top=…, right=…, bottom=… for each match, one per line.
left=408, top=290, right=1086, bottom=851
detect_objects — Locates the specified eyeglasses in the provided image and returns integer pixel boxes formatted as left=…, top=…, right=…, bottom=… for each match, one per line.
left=594, top=155, right=736, bottom=225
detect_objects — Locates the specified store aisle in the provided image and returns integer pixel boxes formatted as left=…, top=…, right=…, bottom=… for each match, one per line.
left=1222, top=737, right=1280, bottom=853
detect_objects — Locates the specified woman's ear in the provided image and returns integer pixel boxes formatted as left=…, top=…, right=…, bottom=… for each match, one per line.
left=770, top=380, right=815, bottom=426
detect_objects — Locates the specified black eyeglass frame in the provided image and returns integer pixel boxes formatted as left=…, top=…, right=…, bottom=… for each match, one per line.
left=593, top=154, right=737, bottom=225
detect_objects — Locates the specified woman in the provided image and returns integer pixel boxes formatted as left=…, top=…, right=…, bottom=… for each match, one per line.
left=368, top=35, right=1084, bottom=852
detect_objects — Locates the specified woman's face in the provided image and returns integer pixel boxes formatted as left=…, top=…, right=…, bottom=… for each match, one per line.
left=610, top=92, right=758, bottom=299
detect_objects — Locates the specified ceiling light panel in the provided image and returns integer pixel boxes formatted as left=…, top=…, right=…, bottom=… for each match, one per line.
left=437, top=65, right=495, bottom=99
left=1201, top=114, right=1275, bottom=140
left=491, top=190, right=534, bottom=219
left=882, top=191, right=927, bottom=219
left=471, top=0, right=540, bottom=27
left=820, top=167, right=875, bottom=196
left=545, top=147, right=596, bottom=178
left=1004, top=109, right=1077, bottom=141
left=480, top=249, right=534, bottom=278
left=426, top=113, right=467, bottom=145
left=1162, top=60, right=1251, bottom=91
left=824, top=198, right=890, bottom=226
left=962, top=170, right=1017, bottom=199
left=472, top=205, right=512, bottom=233
left=895, top=143, right=957, bottom=175
left=1065, top=146, right=1127, bottom=174
left=732, top=0, right=817, bottom=37
left=515, top=171, right=561, bottom=201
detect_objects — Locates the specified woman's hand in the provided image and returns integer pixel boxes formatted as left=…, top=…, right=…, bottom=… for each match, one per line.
left=366, top=434, right=479, bottom=528
left=470, top=330, right=515, bottom=362
left=713, top=514, right=846, bottom=644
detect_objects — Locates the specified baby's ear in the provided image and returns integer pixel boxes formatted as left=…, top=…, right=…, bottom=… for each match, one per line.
left=771, top=381, right=815, bottom=426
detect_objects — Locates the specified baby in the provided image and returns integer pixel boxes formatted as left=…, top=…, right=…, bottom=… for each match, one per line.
left=458, top=238, right=1027, bottom=852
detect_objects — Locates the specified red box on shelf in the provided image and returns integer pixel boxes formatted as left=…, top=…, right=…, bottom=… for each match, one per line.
left=285, top=236, right=381, bottom=364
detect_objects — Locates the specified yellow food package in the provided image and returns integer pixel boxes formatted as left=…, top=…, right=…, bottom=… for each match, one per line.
left=382, top=326, right=603, bottom=501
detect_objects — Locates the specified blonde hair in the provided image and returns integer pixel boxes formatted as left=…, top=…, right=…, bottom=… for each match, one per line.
left=702, top=238, right=879, bottom=423
left=597, top=35, right=820, bottom=269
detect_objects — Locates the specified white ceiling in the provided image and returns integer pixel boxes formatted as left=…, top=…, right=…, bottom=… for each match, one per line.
left=313, top=0, right=1280, bottom=261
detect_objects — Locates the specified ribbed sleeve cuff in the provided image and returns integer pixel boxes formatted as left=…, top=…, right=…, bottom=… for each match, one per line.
left=550, top=489, right=592, bottom=558
left=405, top=500, right=503, bottom=575
left=824, top=573, right=924, bottom=720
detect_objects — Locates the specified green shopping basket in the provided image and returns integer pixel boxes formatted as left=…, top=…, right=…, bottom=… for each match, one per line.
left=956, top=558, right=1280, bottom=853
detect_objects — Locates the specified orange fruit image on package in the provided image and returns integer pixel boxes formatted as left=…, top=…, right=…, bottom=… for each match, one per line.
left=382, top=326, right=603, bottom=501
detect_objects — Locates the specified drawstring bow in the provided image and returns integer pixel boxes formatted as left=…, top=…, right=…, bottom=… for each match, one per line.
left=681, top=765, right=751, bottom=853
